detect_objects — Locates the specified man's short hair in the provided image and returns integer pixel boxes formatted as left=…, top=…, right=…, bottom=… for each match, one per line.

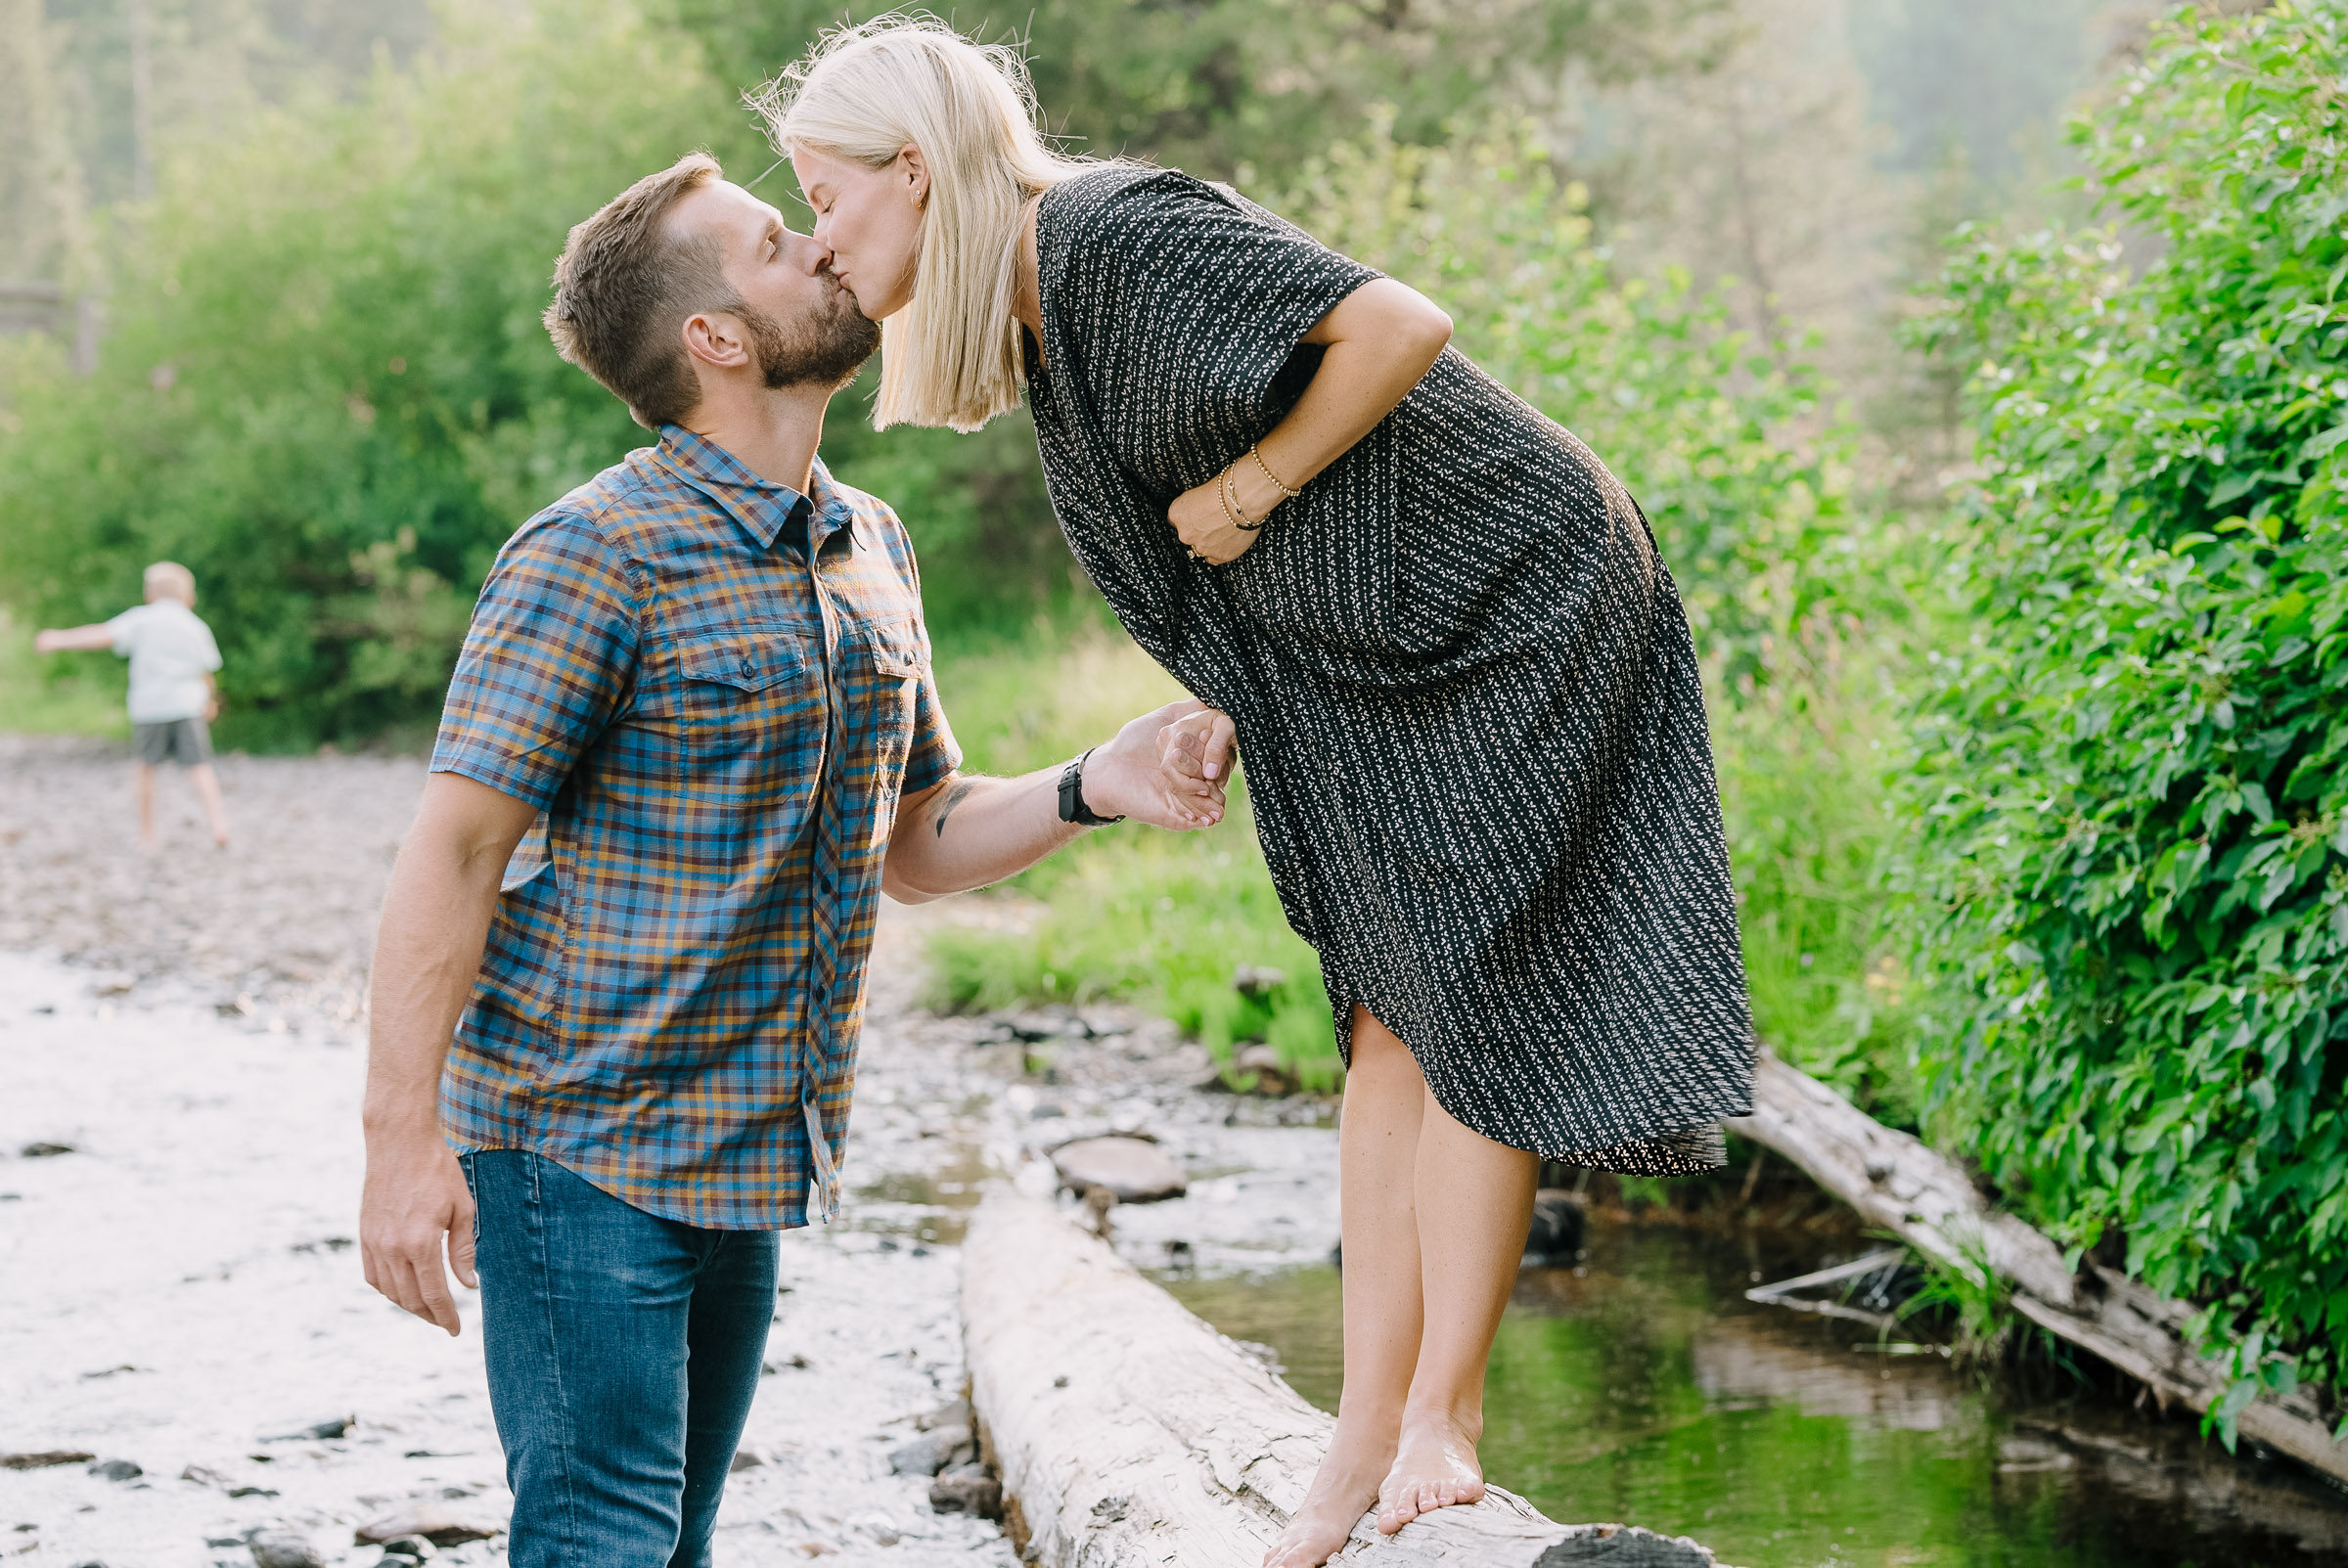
left=543, top=153, right=740, bottom=427
left=144, top=560, right=196, bottom=605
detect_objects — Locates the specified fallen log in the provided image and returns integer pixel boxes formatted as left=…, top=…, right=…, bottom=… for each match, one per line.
left=1727, top=1049, right=2345, bottom=1483
left=962, top=1192, right=1737, bottom=1567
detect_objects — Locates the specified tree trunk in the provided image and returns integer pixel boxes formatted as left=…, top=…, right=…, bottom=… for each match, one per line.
left=1727, top=1050, right=2344, bottom=1483
left=962, top=1193, right=1735, bottom=1567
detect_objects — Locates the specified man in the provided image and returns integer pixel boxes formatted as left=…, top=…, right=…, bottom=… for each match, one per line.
left=358, top=152, right=1230, bottom=1568
left=33, top=560, right=232, bottom=850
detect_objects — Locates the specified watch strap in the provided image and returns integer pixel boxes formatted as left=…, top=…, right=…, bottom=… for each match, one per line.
left=1058, top=748, right=1124, bottom=827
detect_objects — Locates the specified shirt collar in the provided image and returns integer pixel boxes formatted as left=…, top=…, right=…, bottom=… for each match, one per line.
left=656, top=425, right=855, bottom=553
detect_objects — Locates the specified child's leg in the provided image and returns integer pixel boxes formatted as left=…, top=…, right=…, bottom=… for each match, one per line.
left=188, top=763, right=231, bottom=848
left=134, top=762, right=158, bottom=849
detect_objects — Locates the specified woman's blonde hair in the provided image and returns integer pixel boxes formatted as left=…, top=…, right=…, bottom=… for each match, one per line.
left=750, top=14, right=1095, bottom=432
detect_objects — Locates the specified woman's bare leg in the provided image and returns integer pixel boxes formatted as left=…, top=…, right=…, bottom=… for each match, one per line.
left=1263, top=1008, right=1428, bottom=1568
left=1376, top=1091, right=1538, bottom=1533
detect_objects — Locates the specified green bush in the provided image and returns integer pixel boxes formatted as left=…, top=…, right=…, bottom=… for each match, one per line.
left=0, top=1, right=1085, bottom=748
left=1900, top=2, right=2348, bottom=1433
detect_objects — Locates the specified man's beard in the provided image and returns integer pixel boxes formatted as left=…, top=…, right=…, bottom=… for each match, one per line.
left=742, top=280, right=880, bottom=391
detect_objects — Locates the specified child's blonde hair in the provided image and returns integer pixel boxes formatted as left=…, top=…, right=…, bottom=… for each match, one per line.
left=751, top=13, right=1097, bottom=432
left=143, top=561, right=197, bottom=605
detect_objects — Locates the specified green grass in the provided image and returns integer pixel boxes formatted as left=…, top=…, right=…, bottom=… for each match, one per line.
left=926, top=621, right=1342, bottom=1087
left=926, top=619, right=1918, bottom=1106
left=0, top=610, right=128, bottom=737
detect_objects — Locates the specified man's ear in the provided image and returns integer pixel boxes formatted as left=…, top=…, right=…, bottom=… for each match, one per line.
left=898, top=143, right=928, bottom=207
left=681, top=309, right=749, bottom=373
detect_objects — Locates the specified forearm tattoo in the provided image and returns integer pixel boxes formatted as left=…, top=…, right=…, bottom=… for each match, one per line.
left=931, top=780, right=978, bottom=838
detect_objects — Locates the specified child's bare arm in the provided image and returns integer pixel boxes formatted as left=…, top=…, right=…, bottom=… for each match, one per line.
left=32, top=623, right=115, bottom=653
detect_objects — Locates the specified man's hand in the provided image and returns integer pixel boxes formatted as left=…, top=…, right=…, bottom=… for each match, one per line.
left=1079, top=698, right=1233, bottom=829
left=360, top=771, right=537, bottom=1336
left=359, top=1129, right=476, bottom=1336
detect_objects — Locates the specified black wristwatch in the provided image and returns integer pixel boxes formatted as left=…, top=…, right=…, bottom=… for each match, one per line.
left=1058, top=748, right=1124, bottom=828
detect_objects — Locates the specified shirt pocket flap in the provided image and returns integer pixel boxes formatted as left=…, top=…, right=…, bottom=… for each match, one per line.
left=872, top=643, right=920, bottom=678
left=679, top=632, right=808, bottom=693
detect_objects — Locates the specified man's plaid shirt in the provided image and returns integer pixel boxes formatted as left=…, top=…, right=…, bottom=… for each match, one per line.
left=429, top=426, right=958, bottom=1230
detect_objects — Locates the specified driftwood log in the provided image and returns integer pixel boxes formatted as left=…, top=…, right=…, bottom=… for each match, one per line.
left=963, top=1193, right=1736, bottom=1567
left=1728, top=1049, right=2345, bottom=1483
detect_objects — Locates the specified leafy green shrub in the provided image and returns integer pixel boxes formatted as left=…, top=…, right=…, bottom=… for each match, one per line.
left=0, top=1, right=1082, bottom=747
left=1901, top=1, right=2348, bottom=1432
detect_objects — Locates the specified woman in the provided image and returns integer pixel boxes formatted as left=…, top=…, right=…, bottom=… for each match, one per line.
left=758, top=18, right=1756, bottom=1564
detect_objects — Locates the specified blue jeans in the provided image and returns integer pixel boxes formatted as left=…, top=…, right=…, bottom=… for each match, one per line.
left=461, top=1151, right=779, bottom=1568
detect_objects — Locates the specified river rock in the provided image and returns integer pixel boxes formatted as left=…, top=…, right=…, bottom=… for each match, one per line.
left=353, top=1504, right=502, bottom=1547
left=247, top=1527, right=326, bottom=1568
left=259, top=1414, right=351, bottom=1443
left=1050, top=1137, right=1186, bottom=1203
left=914, top=1398, right=971, bottom=1432
left=1231, top=965, right=1287, bottom=998
left=1233, top=1043, right=1290, bottom=1095
left=1, top=1450, right=93, bottom=1469
left=1527, top=1187, right=1587, bottom=1262
left=376, top=1535, right=436, bottom=1563
left=927, top=1464, right=1002, bottom=1520
left=86, top=1457, right=142, bottom=1482
left=888, top=1425, right=972, bottom=1477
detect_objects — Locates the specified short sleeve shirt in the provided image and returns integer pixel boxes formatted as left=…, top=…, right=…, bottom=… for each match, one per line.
left=110, top=601, right=222, bottom=724
left=429, top=427, right=959, bottom=1231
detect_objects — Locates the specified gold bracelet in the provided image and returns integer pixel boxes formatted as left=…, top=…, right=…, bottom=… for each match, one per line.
left=1220, top=465, right=1269, bottom=533
left=1248, top=442, right=1303, bottom=500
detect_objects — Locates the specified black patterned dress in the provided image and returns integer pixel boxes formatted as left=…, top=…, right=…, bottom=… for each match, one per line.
left=1024, top=166, right=1754, bottom=1173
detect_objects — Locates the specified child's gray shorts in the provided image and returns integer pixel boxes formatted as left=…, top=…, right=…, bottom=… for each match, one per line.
left=133, top=717, right=212, bottom=767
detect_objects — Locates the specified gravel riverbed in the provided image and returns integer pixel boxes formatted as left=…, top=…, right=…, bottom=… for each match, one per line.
left=0, top=737, right=1340, bottom=1568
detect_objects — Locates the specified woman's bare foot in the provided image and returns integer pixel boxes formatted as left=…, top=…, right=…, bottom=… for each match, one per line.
left=1262, top=1428, right=1394, bottom=1567
left=1375, top=1411, right=1485, bottom=1535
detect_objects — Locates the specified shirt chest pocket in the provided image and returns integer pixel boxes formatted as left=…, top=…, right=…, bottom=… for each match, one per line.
left=672, top=630, right=821, bottom=765
left=856, top=628, right=922, bottom=777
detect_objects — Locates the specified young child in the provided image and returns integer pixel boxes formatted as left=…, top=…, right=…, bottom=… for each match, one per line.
left=36, top=560, right=232, bottom=850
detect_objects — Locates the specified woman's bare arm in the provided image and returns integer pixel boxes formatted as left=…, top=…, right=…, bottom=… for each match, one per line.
left=1012, top=201, right=1450, bottom=566
left=1170, top=279, right=1450, bottom=565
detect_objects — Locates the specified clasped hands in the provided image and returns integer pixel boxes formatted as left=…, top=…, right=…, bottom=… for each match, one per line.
left=1074, top=698, right=1242, bottom=830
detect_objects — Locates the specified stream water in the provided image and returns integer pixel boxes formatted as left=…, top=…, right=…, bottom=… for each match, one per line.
left=1165, top=1221, right=2348, bottom=1568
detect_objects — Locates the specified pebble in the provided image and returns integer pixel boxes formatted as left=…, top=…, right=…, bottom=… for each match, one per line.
left=352, top=1503, right=502, bottom=1547
left=1, top=1451, right=94, bottom=1469
left=85, top=1458, right=142, bottom=1482
left=259, top=1414, right=352, bottom=1443
left=887, top=1425, right=973, bottom=1478
left=1050, top=1137, right=1188, bottom=1203
left=246, top=1527, right=326, bottom=1568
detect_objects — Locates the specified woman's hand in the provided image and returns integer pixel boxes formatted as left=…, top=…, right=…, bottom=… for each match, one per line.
left=1159, top=705, right=1239, bottom=787
left=1168, top=460, right=1286, bottom=566
left=1080, top=698, right=1233, bottom=829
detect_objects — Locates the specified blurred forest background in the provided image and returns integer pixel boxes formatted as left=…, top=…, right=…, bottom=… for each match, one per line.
left=4, top=0, right=2342, bottom=1440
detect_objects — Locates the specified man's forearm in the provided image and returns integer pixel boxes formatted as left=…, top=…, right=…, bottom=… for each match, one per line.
left=364, top=848, right=503, bottom=1133
left=884, top=767, right=1081, bottom=902
left=364, top=780, right=534, bottom=1134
